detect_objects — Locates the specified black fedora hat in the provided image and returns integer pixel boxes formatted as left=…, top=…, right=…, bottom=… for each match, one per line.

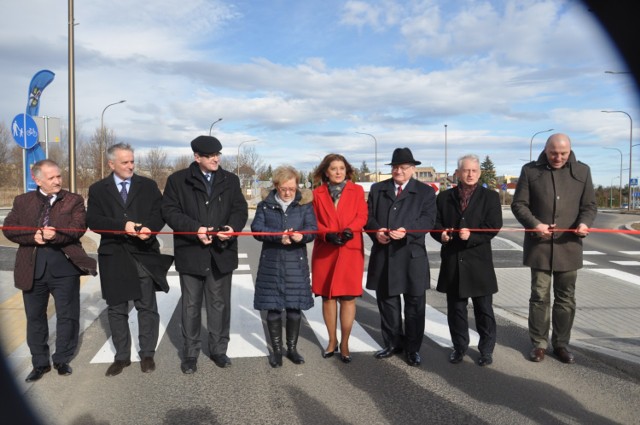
left=386, top=147, right=421, bottom=166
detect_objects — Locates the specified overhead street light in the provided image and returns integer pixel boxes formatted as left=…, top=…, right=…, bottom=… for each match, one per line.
left=529, top=129, right=554, bottom=162
left=100, top=100, right=126, bottom=179
left=209, top=118, right=223, bottom=136
left=602, top=110, right=633, bottom=210
left=604, top=147, right=623, bottom=207
left=356, top=132, right=378, bottom=182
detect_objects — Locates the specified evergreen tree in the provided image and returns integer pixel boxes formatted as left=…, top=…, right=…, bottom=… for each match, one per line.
left=479, top=155, right=498, bottom=189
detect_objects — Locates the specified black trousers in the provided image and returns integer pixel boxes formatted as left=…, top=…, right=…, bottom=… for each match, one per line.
left=446, top=293, right=496, bottom=355
left=376, top=291, right=426, bottom=353
left=23, top=271, right=80, bottom=368
left=107, top=265, right=159, bottom=361
left=179, top=267, right=232, bottom=358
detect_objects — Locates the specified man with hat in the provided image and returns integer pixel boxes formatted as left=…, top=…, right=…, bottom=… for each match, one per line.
left=365, top=147, right=436, bottom=366
left=162, top=135, right=248, bottom=374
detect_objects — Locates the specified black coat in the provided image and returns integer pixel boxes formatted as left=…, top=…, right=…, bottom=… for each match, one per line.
left=86, top=173, right=173, bottom=305
left=431, top=186, right=502, bottom=298
left=162, top=162, right=248, bottom=276
left=252, top=189, right=316, bottom=311
left=365, top=178, right=436, bottom=296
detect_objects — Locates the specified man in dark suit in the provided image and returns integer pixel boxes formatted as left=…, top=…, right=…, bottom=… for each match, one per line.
left=431, top=154, right=503, bottom=367
left=87, top=143, right=172, bottom=377
left=162, top=136, right=248, bottom=374
left=3, top=159, right=96, bottom=382
left=365, top=147, right=436, bottom=366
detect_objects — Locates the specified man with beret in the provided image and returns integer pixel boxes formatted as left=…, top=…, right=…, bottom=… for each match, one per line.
left=365, top=147, right=436, bottom=366
left=162, top=135, right=248, bottom=373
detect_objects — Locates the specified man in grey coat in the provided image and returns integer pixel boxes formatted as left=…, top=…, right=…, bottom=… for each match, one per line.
left=512, top=133, right=597, bottom=364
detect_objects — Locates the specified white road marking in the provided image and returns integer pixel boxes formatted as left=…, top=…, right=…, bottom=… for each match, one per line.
left=591, top=269, right=640, bottom=287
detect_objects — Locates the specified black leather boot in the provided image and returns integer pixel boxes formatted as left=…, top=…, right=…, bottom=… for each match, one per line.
left=286, top=316, right=305, bottom=364
left=267, top=318, right=283, bottom=368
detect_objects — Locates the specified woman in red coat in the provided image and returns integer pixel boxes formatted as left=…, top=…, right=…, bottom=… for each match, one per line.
left=311, top=154, right=368, bottom=363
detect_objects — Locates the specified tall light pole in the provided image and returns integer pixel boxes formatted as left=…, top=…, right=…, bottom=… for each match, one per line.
left=604, top=147, right=623, bottom=207
left=602, top=110, right=633, bottom=210
left=100, top=100, right=126, bottom=178
left=529, top=128, right=554, bottom=162
left=237, top=139, right=258, bottom=184
left=610, top=176, right=620, bottom=208
left=209, top=117, right=223, bottom=136
left=444, top=124, right=448, bottom=186
left=356, top=132, right=378, bottom=182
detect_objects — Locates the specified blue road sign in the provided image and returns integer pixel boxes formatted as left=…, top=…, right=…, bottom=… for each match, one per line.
left=11, top=113, right=39, bottom=149
left=501, top=183, right=507, bottom=191
left=630, top=178, right=638, bottom=186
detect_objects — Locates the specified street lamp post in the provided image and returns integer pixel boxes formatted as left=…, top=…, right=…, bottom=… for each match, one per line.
left=602, top=110, right=633, bottom=210
left=209, top=118, right=223, bottom=136
left=100, top=100, right=126, bottom=179
left=604, top=147, right=623, bottom=207
left=355, top=132, right=378, bottom=182
left=529, top=128, right=554, bottom=162
left=237, top=139, right=258, bottom=189
left=610, top=176, right=620, bottom=208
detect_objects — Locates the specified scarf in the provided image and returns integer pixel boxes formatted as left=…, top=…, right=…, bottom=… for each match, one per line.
left=328, top=181, right=347, bottom=204
left=457, top=183, right=478, bottom=212
left=275, top=192, right=293, bottom=212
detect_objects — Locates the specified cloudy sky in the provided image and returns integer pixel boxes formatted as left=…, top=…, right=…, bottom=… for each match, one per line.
left=1, top=0, right=638, bottom=187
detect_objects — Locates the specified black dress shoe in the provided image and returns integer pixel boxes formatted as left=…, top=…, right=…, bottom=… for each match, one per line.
left=477, top=354, right=493, bottom=367
left=105, top=359, right=131, bottom=377
left=529, top=347, right=546, bottom=362
left=406, top=352, right=422, bottom=366
left=211, top=353, right=232, bottom=368
left=25, top=366, right=51, bottom=382
left=181, top=357, right=197, bottom=374
left=448, top=350, right=465, bottom=364
left=553, top=347, right=575, bottom=364
left=322, top=341, right=340, bottom=358
left=340, top=355, right=352, bottom=364
left=374, top=346, right=402, bottom=359
left=140, top=356, right=156, bottom=373
left=53, top=363, right=72, bottom=376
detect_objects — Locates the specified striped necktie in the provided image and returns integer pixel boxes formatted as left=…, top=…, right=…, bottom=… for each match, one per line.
left=120, top=181, right=128, bottom=202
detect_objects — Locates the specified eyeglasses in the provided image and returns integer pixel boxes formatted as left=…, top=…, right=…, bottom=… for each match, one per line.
left=392, top=165, right=413, bottom=171
left=197, top=152, right=222, bottom=159
left=277, top=187, right=297, bottom=193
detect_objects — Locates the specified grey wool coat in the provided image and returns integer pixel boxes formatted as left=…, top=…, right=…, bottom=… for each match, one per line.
left=252, top=188, right=317, bottom=311
left=511, top=150, right=597, bottom=272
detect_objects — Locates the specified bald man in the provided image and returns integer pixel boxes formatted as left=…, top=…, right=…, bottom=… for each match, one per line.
left=512, top=133, right=597, bottom=364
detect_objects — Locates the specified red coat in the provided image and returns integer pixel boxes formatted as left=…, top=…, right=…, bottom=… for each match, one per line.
left=311, top=181, right=368, bottom=298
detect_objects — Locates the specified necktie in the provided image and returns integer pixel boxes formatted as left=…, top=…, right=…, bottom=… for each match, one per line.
left=120, top=181, right=128, bottom=202
left=204, top=173, right=212, bottom=195
left=42, top=195, right=53, bottom=226
left=396, top=185, right=402, bottom=198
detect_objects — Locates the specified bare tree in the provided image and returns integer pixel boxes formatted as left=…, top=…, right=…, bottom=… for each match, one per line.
left=140, top=147, right=170, bottom=190
left=172, top=154, right=192, bottom=172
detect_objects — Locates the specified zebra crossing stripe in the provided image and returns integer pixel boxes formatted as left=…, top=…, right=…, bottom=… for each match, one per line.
left=227, top=274, right=269, bottom=358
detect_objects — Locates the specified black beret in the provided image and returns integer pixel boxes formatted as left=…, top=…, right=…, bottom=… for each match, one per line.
left=191, top=135, right=222, bottom=154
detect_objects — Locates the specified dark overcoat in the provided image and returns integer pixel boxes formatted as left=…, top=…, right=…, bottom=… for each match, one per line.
left=162, top=162, right=248, bottom=276
left=3, top=190, right=96, bottom=291
left=431, top=186, right=502, bottom=298
left=86, top=173, right=173, bottom=305
left=311, top=181, right=368, bottom=298
left=252, top=189, right=317, bottom=311
left=511, top=151, right=597, bottom=272
left=365, top=178, right=436, bottom=296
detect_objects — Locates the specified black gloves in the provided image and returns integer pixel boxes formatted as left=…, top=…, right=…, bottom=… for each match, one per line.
left=325, top=233, right=345, bottom=246
left=326, top=228, right=353, bottom=246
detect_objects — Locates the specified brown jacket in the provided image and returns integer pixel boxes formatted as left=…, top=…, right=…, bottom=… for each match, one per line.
left=3, top=190, right=97, bottom=290
left=511, top=151, right=597, bottom=272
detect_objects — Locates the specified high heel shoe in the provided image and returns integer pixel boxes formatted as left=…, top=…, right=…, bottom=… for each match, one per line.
left=322, top=341, right=339, bottom=358
left=339, top=341, right=352, bottom=363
